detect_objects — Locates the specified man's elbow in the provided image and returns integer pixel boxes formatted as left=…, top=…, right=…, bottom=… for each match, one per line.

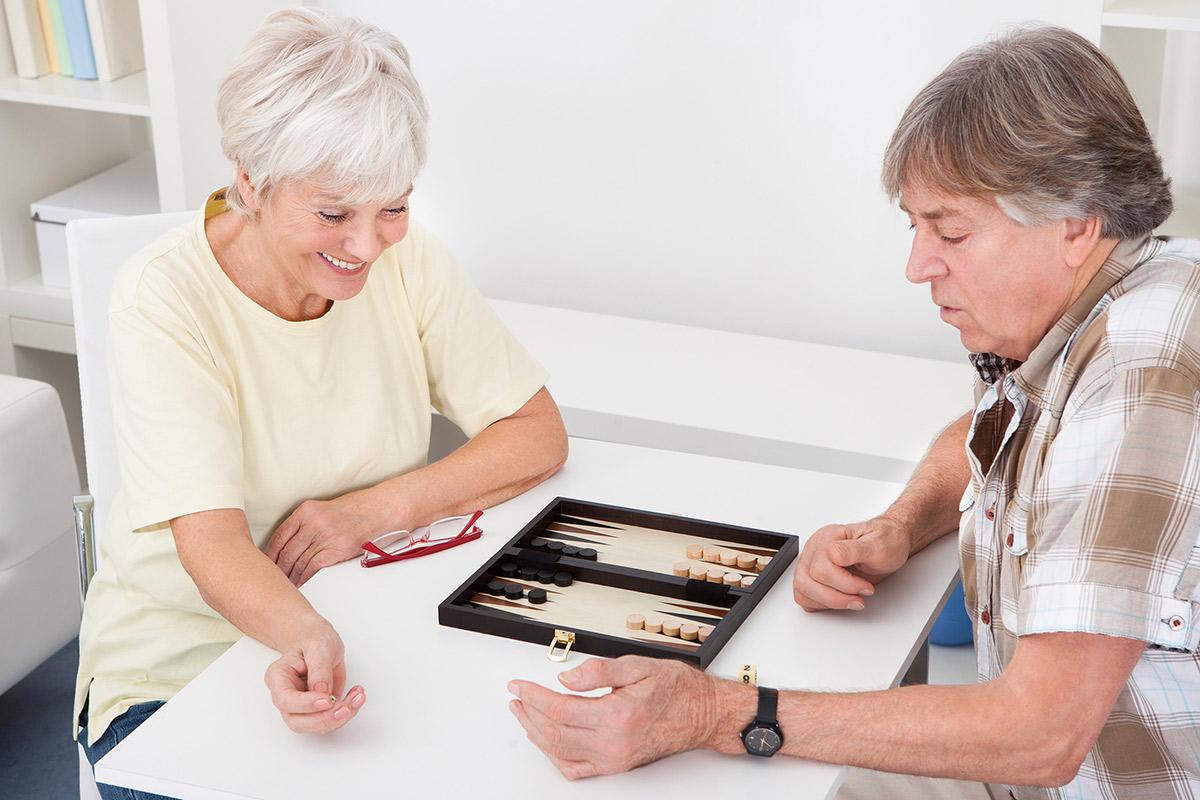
left=1023, top=729, right=1091, bottom=788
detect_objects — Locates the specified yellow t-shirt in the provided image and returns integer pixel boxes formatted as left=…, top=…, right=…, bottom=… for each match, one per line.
left=74, top=191, right=549, bottom=746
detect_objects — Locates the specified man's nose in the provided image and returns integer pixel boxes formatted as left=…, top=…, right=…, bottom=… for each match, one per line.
left=905, top=232, right=948, bottom=284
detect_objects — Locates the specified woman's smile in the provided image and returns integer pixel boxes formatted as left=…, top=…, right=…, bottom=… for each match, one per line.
left=316, top=251, right=367, bottom=275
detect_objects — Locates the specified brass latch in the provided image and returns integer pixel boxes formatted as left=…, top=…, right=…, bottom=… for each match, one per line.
left=547, top=629, right=576, bottom=662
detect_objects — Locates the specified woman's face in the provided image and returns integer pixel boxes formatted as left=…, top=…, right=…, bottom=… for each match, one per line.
left=254, top=180, right=412, bottom=303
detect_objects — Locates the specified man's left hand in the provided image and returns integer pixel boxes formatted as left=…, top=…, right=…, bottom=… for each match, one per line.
left=508, top=655, right=720, bottom=780
left=265, top=490, right=389, bottom=585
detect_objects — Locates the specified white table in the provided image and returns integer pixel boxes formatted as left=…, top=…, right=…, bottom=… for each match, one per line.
left=96, top=438, right=960, bottom=800
left=491, top=300, right=975, bottom=482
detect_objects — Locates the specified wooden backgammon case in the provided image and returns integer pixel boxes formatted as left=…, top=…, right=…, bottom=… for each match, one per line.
left=437, top=497, right=799, bottom=668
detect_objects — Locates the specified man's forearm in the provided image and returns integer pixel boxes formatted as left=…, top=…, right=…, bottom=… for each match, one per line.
left=881, top=411, right=971, bottom=555
left=703, top=676, right=1075, bottom=787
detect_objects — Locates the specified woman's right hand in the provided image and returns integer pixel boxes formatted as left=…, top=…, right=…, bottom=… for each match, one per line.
left=792, top=516, right=911, bottom=612
left=263, top=624, right=365, bottom=733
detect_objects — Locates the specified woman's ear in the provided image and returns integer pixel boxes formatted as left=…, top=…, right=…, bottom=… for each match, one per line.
left=235, top=166, right=260, bottom=214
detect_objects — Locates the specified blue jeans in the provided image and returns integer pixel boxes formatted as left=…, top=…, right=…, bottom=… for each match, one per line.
left=78, top=700, right=175, bottom=800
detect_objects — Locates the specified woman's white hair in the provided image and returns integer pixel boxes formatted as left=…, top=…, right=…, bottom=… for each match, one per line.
left=216, top=7, right=428, bottom=218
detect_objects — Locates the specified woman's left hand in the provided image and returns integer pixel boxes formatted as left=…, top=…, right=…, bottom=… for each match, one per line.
left=266, top=490, right=390, bottom=585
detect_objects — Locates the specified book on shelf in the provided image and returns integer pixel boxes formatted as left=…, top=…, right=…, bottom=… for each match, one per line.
left=4, top=0, right=143, bottom=81
left=59, top=0, right=95, bottom=79
left=46, top=0, right=72, bottom=76
left=3, top=0, right=50, bottom=78
left=83, top=0, right=142, bottom=81
left=34, top=0, right=56, bottom=73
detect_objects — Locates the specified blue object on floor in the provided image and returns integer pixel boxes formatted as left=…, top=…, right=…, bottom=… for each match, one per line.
left=930, top=580, right=973, bottom=645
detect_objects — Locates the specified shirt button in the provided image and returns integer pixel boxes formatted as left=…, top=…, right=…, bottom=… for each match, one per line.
left=1006, top=532, right=1015, bottom=548
left=985, top=507, right=996, bottom=521
left=1168, top=615, right=1185, bottom=631
left=980, top=608, right=991, bottom=625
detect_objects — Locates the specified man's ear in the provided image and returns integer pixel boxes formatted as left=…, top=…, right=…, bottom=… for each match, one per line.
left=1061, top=216, right=1104, bottom=269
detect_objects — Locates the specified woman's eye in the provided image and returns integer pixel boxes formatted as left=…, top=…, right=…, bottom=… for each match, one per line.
left=383, top=205, right=409, bottom=217
left=318, top=211, right=345, bottom=223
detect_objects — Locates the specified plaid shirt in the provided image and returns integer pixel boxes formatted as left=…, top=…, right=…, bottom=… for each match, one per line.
left=960, top=235, right=1200, bottom=799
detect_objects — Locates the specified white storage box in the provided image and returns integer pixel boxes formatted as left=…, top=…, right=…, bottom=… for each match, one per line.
left=31, top=153, right=159, bottom=289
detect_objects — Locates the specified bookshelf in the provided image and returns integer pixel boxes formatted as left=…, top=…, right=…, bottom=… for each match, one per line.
left=0, top=0, right=294, bottom=484
left=0, top=69, right=150, bottom=115
left=1102, top=0, right=1200, bottom=32
left=1098, top=0, right=1200, bottom=238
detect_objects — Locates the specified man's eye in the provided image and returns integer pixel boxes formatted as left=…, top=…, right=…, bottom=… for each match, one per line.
left=941, top=234, right=967, bottom=245
left=318, top=211, right=345, bottom=223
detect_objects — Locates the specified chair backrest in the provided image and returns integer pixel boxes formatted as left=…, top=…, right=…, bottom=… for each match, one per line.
left=66, top=212, right=193, bottom=560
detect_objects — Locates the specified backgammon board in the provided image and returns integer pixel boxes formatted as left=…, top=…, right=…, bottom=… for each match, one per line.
left=438, top=497, right=799, bottom=668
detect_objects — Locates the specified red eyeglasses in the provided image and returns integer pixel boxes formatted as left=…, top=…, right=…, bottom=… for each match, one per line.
left=360, top=510, right=484, bottom=568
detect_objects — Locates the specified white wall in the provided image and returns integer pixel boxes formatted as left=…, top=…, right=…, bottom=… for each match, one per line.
left=324, top=1, right=1099, bottom=362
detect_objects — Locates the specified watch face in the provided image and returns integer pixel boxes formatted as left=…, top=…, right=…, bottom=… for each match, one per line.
left=745, top=726, right=782, bottom=756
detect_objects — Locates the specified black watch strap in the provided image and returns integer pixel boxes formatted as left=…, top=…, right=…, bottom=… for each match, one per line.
left=757, top=686, right=779, bottom=725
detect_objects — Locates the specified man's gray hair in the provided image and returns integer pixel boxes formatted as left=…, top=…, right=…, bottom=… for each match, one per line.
left=881, top=25, right=1172, bottom=240
left=217, top=7, right=428, bottom=218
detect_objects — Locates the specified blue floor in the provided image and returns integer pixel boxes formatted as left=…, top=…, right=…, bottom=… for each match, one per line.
left=0, top=638, right=80, bottom=800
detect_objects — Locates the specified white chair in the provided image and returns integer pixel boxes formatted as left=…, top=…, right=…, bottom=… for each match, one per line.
left=66, top=211, right=192, bottom=800
left=0, top=374, right=81, bottom=697
left=67, top=212, right=191, bottom=575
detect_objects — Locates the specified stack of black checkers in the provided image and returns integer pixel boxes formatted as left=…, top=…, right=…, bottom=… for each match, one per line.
left=527, top=538, right=598, bottom=561
left=483, top=563, right=560, bottom=604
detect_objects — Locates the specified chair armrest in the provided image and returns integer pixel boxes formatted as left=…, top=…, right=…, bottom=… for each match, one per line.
left=73, top=494, right=95, bottom=607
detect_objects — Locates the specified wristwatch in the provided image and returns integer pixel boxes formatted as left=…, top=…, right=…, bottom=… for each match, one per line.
left=740, top=686, right=784, bottom=757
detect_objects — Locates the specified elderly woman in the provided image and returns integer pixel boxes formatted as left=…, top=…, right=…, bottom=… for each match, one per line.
left=508, top=25, right=1199, bottom=800
left=74, top=7, right=566, bottom=792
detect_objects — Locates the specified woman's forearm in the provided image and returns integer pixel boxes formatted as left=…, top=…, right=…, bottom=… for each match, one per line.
left=172, top=508, right=332, bottom=650
left=375, top=387, right=569, bottom=530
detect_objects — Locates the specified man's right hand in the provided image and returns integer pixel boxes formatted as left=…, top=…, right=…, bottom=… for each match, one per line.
left=792, top=516, right=911, bottom=612
left=263, top=624, right=365, bottom=734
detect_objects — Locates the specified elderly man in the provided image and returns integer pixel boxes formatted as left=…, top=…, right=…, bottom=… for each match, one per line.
left=507, top=25, right=1199, bottom=799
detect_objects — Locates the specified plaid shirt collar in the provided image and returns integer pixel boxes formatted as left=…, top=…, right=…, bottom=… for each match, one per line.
left=968, top=236, right=1156, bottom=397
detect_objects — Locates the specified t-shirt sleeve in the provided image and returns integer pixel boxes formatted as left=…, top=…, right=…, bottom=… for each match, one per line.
left=400, top=228, right=549, bottom=439
left=109, top=295, right=245, bottom=532
left=1018, top=365, right=1200, bottom=651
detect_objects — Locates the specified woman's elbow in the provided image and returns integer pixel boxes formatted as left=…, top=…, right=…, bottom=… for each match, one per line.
left=542, top=421, right=569, bottom=478
left=535, top=393, right=569, bottom=476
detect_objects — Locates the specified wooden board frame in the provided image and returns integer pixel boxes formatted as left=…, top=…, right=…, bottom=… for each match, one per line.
left=438, top=497, right=799, bottom=668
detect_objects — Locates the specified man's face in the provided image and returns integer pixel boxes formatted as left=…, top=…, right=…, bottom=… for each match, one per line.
left=901, top=183, right=1076, bottom=361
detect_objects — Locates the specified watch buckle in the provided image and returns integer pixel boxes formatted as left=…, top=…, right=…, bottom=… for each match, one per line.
left=547, top=629, right=576, bottom=662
